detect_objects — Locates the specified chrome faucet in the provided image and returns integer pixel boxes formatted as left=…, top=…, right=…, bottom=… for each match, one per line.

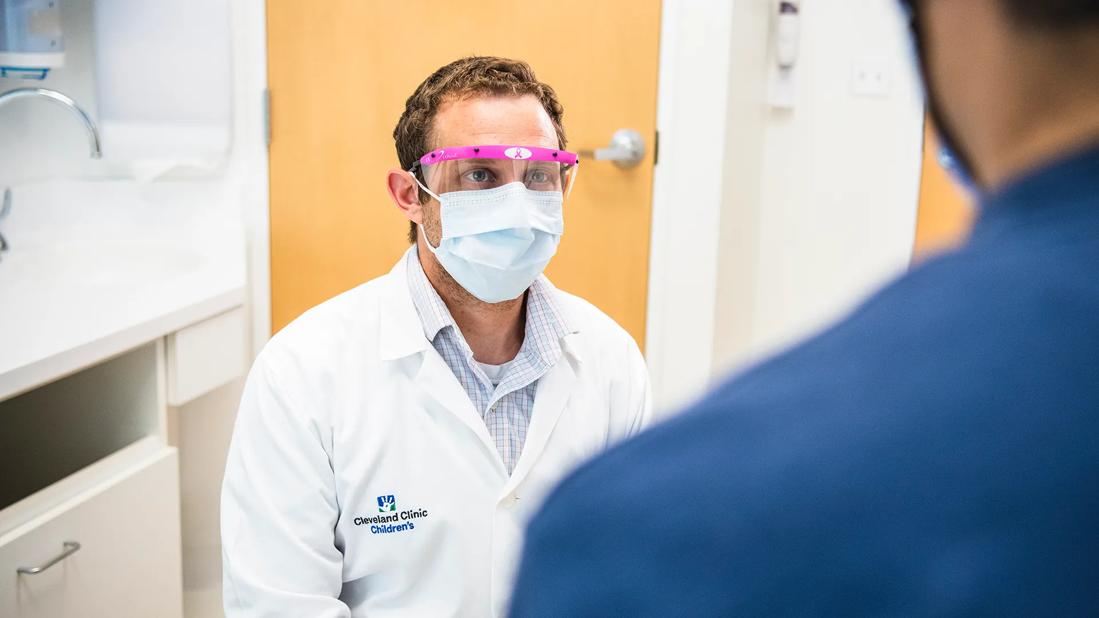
left=0, top=88, right=102, bottom=158
left=0, top=187, right=11, bottom=261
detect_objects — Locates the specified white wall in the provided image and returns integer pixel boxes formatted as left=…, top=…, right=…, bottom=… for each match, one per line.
left=93, top=0, right=230, bottom=128
left=92, top=0, right=232, bottom=174
left=646, top=0, right=924, bottom=412
left=645, top=0, right=737, bottom=414
left=707, top=0, right=774, bottom=382
left=712, top=0, right=924, bottom=376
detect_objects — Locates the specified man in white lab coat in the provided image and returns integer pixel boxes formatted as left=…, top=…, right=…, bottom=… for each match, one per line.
left=221, top=56, right=651, bottom=617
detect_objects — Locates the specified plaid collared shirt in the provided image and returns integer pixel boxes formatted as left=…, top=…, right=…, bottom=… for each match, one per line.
left=404, top=247, right=573, bottom=475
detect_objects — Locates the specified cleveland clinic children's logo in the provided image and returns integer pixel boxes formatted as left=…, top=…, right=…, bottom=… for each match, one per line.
left=357, top=495, right=430, bottom=535
left=377, top=495, right=396, bottom=513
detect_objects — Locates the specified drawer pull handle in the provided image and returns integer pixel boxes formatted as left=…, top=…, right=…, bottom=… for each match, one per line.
left=17, top=541, right=81, bottom=575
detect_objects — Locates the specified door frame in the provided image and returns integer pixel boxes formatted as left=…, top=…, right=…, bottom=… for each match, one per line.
left=645, top=0, right=736, bottom=413
left=230, top=0, right=272, bottom=359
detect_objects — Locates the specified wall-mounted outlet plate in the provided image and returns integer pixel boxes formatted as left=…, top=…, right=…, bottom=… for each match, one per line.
left=851, top=57, right=892, bottom=98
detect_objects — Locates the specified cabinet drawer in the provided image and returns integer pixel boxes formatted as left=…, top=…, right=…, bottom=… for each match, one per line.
left=167, top=306, right=247, bottom=406
left=0, top=448, right=183, bottom=618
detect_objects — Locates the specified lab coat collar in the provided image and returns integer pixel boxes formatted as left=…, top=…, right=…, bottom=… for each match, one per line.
left=378, top=249, right=585, bottom=365
left=378, top=254, right=435, bottom=361
left=377, top=250, right=587, bottom=488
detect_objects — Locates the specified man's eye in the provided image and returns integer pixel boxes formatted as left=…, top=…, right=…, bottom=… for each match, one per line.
left=528, top=171, right=550, bottom=184
left=467, top=169, right=492, bottom=183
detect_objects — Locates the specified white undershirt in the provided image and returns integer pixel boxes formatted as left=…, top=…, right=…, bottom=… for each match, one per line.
left=476, top=361, right=506, bottom=386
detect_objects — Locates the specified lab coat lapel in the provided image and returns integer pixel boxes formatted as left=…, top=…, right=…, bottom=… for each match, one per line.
left=505, top=348, right=577, bottom=491
left=378, top=254, right=429, bottom=361
left=377, top=251, right=504, bottom=467
left=415, top=348, right=501, bottom=464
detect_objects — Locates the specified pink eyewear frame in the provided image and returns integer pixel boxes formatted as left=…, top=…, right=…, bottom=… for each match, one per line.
left=418, top=145, right=580, bottom=167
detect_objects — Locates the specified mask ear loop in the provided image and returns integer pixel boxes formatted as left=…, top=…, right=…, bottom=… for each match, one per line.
left=408, top=164, right=445, bottom=249
left=408, top=164, right=442, bottom=202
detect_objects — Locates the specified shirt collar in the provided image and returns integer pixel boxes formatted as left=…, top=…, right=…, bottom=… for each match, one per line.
left=405, top=247, right=454, bottom=342
left=403, top=246, right=577, bottom=356
left=974, top=141, right=1099, bottom=244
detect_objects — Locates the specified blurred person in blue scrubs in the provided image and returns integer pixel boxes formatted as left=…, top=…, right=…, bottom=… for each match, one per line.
left=511, top=0, right=1099, bottom=615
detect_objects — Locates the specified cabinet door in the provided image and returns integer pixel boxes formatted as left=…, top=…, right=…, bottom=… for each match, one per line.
left=0, top=449, right=183, bottom=618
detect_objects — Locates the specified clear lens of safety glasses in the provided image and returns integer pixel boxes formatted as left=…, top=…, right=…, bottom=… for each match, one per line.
left=414, top=145, right=579, bottom=199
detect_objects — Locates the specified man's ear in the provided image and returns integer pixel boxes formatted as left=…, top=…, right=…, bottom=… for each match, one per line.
left=386, top=169, right=425, bottom=225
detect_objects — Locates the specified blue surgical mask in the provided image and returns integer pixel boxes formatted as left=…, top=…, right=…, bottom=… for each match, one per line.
left=413, top=178, right=564, bottom=303
left=937, top=143, right=979, bottom=197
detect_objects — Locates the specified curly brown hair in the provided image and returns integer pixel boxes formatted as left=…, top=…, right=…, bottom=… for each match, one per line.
left=393, top=56, right=567, bottom=243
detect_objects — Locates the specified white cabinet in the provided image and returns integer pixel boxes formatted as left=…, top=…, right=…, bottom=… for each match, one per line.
left=0, top=339, right=187, bottom=617
left=0, top=447, right=183, bottom=618
left=166, top=307, right=247, bottom=407
left=0, top=343, right=165, bottom=514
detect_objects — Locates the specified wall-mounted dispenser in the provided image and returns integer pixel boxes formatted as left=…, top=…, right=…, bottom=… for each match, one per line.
left=0, top=0, right=65, bottom=80
left=767, top=0, right=801, bottom=109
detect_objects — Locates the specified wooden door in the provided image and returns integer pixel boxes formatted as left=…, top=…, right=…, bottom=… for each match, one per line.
left=266, top=1, right=662, bottom=347
left=914, top=121, right=975, bottom=258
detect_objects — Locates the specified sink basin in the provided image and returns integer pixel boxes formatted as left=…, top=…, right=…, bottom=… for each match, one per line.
left=0, top=179, right=247, bottom=401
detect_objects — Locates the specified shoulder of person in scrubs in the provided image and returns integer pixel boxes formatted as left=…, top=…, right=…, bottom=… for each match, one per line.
left=510, top=2, right=1099, bottom=615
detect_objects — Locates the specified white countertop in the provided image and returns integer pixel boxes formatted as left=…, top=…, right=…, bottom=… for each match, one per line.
left=0, top=179, right=247, bottom=402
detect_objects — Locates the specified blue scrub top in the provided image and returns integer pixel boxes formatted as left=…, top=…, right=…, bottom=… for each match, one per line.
left=510, top=143, right=1099, bottom=617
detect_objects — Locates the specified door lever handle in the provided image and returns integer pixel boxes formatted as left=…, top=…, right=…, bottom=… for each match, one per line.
left=579, top=129, right=646, bottom=169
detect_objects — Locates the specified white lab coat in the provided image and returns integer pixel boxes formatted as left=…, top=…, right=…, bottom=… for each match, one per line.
left=221, top=254, right=652, bottom=617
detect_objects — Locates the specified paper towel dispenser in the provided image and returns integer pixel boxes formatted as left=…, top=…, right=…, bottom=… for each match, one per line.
left=0, top=0, right=65, bottom=80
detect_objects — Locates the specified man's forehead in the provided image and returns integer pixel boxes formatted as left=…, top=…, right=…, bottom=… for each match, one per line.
left=431, top=94, right=558, bottom=150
